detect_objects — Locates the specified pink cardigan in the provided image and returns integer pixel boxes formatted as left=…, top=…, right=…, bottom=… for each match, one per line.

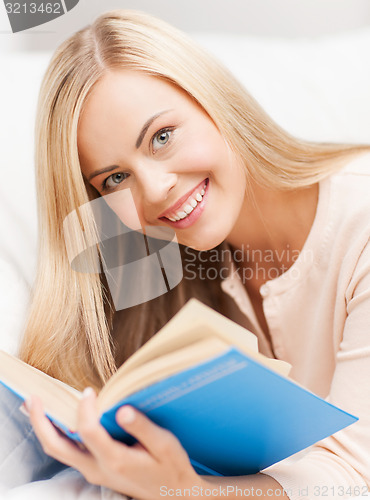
left=221, top=152, right=370, bottom=499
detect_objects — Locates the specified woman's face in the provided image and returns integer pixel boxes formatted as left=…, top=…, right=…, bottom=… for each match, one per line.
left=78, top=70, right=247, bottom=251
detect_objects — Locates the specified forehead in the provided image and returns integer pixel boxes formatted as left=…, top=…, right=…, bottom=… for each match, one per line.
left=78, top=70, right=189, bottom=137
left=77, top=70, right=193, bottom=170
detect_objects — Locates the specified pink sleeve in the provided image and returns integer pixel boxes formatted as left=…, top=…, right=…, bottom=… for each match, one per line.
left=263, top=239, right=370, bottom=500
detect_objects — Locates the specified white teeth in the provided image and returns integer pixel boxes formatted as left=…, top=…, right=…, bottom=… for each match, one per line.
left=165, top=180, right=208, bottom=222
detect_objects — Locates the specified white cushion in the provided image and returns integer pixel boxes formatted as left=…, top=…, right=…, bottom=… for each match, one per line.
left=193, top=28, right=370, bottom=143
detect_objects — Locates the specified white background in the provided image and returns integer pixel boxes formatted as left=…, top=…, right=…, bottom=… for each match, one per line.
left=1, top=0, right=370, bottom=51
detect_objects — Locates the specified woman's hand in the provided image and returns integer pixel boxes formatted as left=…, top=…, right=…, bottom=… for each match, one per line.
left=27, top=389, right=204, bottom=500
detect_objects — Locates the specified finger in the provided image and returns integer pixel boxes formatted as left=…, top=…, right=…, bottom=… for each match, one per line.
left=28, top=395, right=96, bottom=471
left=77, top=388, right=130, bottom=462
left=115, top=406, right=185, bottom=462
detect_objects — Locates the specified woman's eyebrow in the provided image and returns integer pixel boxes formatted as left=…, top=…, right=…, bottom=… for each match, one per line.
left=88, top=165, right=118, bottom=182
left=135, top=109, right=172, bottom=149
left=88, top=109, right=173, bottom=182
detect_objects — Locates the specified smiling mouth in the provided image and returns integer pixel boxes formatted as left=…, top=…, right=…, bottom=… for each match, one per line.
left=159, top=178, right=209, bottom=227
left=160, top=178, right=208, bottom=222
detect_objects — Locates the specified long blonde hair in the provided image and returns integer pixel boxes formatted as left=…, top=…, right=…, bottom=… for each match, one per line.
left=19, top=9, right=369, bottom=390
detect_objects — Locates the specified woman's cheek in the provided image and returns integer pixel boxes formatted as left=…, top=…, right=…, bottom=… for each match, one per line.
left=103, top=189, right=143, bottom=230
left=175, top=140, right=220, bottom=174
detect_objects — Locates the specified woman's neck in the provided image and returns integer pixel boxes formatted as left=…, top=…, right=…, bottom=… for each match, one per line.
left=226, top=178, right=319, bottom=274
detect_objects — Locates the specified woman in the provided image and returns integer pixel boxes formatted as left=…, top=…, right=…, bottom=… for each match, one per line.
left=7, top=8, right=370, bottom=499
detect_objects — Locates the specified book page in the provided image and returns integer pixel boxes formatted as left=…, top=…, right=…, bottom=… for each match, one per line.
left=98, top=336, right=230, bottom=412
left=0, top=351, right=81, bottom=430
left=104, top=299, right=291, bottom=393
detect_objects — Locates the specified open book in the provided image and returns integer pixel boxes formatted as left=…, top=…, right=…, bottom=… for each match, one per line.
left=0, top=299, right=357, bottom=476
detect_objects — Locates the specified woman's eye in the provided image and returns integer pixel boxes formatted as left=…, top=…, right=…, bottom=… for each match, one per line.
left=152, top=128, right=173, bottom=152
left=103, top=172, right=129, bottom=190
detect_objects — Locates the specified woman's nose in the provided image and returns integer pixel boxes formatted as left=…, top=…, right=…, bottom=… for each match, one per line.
left=136, top=165, right=177, bottom=210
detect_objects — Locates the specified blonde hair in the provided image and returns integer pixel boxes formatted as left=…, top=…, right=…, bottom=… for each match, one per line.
left=19, top=9, right=369, bottom=390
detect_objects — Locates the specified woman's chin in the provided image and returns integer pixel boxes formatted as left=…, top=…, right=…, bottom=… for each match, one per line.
left=179, top=235, right=225, bottom=252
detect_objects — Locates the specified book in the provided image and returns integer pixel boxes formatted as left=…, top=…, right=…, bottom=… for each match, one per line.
left=0, top=299, right=358, bottom=476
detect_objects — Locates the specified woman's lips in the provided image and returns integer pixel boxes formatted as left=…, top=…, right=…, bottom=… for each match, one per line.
left=158, top=178, right=208, bottom=220
left=159, top=178, right=209, bottom=229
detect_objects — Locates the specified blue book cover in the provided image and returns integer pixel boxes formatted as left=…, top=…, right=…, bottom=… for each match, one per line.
left=54, top=345, right=357, bottom=477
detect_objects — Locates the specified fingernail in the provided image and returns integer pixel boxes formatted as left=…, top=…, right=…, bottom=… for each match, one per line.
left=19, top=402, right=30, bottom=417
left=25, top=398, right=32, bottom=412
left=82, top=387, right=95, bottom=398
left=119, top=406, right=135, bottom=424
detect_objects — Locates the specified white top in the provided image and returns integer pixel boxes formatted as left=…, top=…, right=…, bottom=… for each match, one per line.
left=220, top=152, right=370, bottom=499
